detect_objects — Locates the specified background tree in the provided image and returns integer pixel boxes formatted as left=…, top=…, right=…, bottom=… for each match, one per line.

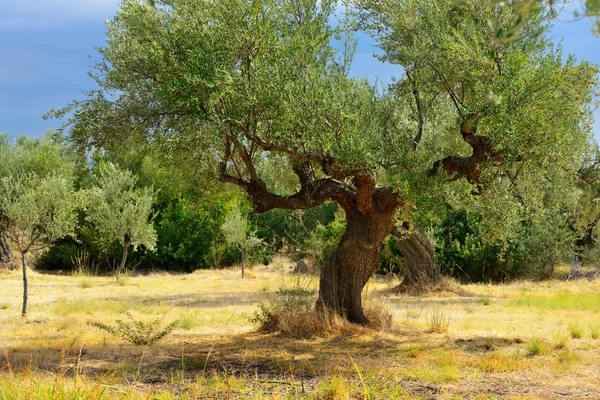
left=0, top=134, right=14, bottom=268
left=221, top=201, right=264, bottom=278
left=0, top=131, right=78, bottom=268
left=0, top=173, right=78, bottom=316
left=53, top=0, right=597, bottom=324
left=85, top=162, right=157, bottom=279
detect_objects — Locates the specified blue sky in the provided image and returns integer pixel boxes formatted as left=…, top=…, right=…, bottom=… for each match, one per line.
left=1, top=0, right=599, bottom=142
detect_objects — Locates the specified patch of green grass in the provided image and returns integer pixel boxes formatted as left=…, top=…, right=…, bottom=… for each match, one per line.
left=116, top=275, right=129, bottom=286
left=553, top=333, right=570, bottom=350
left=527, top=338, right=543, bottom=356
left=177, top=313, right=198, bottom=330
left=590, top=322, right=600, bottom=339
left=80, top=278, right=93, bottom=289
left=480, top=297, right=492, bottom=306
left=569, top=322, right=584, bottom=339
left=511, top=292, right=600, bottom=312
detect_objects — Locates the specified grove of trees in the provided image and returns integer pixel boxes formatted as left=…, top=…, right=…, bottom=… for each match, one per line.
left=1, top=0, right=599, bottom=325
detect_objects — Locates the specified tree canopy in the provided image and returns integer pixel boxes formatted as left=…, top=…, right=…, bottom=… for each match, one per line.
left=50, top=0, right=599, bottom=323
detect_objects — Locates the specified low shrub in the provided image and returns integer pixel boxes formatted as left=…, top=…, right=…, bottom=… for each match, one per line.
left=90, top=313, right=178, bottom=346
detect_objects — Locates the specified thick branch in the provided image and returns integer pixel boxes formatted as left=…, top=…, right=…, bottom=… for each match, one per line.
left=427, top=116, right=497, bottom=184
left=245, top=178, right=356, bottom=214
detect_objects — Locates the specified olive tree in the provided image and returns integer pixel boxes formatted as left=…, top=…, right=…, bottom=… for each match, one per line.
left=0, top=132, right=77, bottom=267
left=85, top=162, right=157, bottom=279
left=0, top=174, right=78, bottom=316
left=221, top=205, right=263, bottom=278
left=53, top=0, right=596, bottom=324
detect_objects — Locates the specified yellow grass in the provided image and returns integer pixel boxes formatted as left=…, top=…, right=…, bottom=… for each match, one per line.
left=1, top=265, right=600, bottom=399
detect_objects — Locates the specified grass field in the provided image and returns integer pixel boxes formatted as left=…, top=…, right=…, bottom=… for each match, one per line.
left=2, top=261, right=600, bottom=399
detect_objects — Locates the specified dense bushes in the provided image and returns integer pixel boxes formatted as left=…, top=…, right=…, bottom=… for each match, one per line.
left=433, top=208, right=577, bottom=282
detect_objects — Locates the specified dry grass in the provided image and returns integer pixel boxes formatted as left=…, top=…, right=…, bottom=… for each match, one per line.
left=1, top=265, right=600, bottom=398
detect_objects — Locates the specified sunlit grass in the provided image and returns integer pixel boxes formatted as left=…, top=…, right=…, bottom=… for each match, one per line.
left=2, top=267, right=600, bottom=398
left=510, top=292, right=600, bottom=312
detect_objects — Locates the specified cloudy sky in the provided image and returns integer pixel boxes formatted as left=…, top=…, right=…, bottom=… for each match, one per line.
left=1, top=0, right=599, bottom=142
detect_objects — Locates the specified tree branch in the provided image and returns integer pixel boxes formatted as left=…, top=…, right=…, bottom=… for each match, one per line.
left=427, top=115, right=498, bottom=184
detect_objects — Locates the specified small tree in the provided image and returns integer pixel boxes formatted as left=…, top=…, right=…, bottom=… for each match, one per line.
left=221, top=207, right=263, bottom=278
left=85, top=163, right=157, bottom=280
left=0, top=173, right=78, bottom=316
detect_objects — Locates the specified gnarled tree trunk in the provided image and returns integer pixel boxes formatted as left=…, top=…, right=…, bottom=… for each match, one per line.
left=316, top=193, right=397, bottom=325
left=394, top=224, right=439, bottom=288
left=0, top=231, right=14, bottom=269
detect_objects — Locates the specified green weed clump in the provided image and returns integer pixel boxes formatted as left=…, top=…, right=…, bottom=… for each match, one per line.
left=90, top=313, right=177, bottom=346
left=590, top=322, right=600, bottom=339
left=527, top=338, right=543, bottom=356
left=569, top=322, right=584, bottom=339
left=480, top=297, right=492, bottom=306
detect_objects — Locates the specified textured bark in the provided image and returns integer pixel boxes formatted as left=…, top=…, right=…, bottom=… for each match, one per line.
left=0, top=232, right=14, bottom=269
left=316, top=189, right=398, bottom=325
left=21, top=252, right=28, bottom=317
left=428, top=116, right=500, bottom=184
left=393, top=225, right=439, bottom=287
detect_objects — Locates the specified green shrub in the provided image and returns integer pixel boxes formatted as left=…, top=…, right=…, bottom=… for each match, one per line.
left=90, top=313, right=178, bottom=346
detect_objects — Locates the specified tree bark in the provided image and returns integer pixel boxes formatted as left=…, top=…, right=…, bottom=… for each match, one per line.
left=393, top=225, right=439, bottom=287
left=21, top=251, right=28, bottom=317
left=241, top=248, right=245, bottom=278
left=0, top=232, right=14, bottom=269
left=316, top=206, right=396, bottom=325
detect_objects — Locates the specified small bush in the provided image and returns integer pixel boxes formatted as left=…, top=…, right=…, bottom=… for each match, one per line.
left=480, top=297, right=492, bottom=306
left=90, top=313, right=178, bottom=346
left=426, top=309, right=449, bottom=333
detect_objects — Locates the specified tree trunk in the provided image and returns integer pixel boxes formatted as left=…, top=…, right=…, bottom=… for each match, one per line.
left=0, top=232, right=14, bottom=269
left=21, top=251, right=28, bottom=317
left=116, top=242, right=131, bottom=280
left=394, top=225, right=439, bottom=287
left=316, top=207, right=395, bottom=325
left=241, top=248, right=245, bottom=278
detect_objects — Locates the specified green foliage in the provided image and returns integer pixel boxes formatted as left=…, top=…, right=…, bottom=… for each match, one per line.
left=85, top=163, right=157, bottom=253
left=301, top=211, right=346, bottom=264
left=0, top=174, right=78, bottom=253
left=90, top=313, right=178, bottom=346
left=84, top=162, right=156, bottom=276
left=433, top=206, right=577, bottom=281
left=47, top=0, right=598, bottom=284
left=221, top=200, right=265, bottom=273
